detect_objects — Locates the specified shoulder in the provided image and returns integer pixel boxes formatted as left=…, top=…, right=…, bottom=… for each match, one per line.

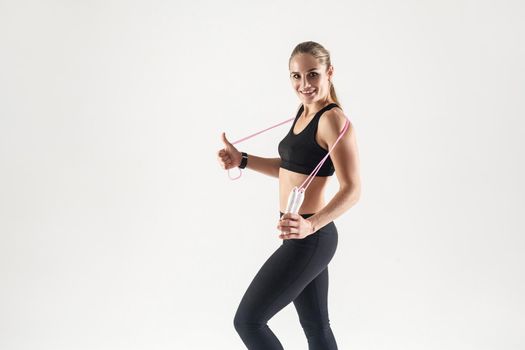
left=318, top=106, right=353, bottom=138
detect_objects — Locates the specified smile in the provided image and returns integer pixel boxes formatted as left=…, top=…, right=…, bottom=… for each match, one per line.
left=301, top=90, right=316, bottom=96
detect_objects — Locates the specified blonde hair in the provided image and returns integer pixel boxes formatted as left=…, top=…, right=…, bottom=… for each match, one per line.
left=289, top=41, right=341, bottom=107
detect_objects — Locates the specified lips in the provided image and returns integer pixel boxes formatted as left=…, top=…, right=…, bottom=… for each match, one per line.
left=301, top=89, right=316, bottom=96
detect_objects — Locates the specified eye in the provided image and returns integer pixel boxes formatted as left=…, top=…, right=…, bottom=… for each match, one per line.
left=291, top=72, right=318, bottom=79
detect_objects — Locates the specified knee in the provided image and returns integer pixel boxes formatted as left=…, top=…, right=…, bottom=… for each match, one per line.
left=233, top=309, right=264, bottom=335
left=301, top=321, right=333, bottom=337
left=233, top=311, right=244, bottom=333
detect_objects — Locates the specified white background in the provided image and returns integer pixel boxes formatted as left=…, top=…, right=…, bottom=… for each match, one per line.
left=1, top=0, right=524, bottom=349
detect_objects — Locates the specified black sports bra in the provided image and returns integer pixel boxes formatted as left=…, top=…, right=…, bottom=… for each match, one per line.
left=278, top=103, right=340, bottom=177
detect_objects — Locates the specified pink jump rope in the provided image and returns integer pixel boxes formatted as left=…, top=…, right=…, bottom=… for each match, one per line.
left=226, top=112, right=350, bottom=214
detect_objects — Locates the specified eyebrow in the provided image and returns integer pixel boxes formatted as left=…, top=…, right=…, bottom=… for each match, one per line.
left=290, top=68, right=319, bottom=74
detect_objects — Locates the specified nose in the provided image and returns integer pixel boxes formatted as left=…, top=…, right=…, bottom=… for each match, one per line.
left=300, top=76, right=311, bottom=90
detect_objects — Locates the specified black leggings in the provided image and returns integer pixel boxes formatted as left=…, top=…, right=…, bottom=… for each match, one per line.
left=233, top=212, right=339, bottom=350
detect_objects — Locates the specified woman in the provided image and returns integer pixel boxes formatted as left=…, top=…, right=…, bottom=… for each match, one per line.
left=217, top=41, right=361, bottom=350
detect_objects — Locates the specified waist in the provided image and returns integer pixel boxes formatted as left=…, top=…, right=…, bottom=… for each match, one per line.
left=278, top=211, right=338, bottom=236
left=279, top=211, right=315, bottom=219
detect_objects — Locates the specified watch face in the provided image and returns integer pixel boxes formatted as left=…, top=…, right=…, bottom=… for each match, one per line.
left=238, top=153, right=248, bottom=169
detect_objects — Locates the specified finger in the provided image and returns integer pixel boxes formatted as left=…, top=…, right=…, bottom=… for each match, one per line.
left=282, top=213, right=298, bottom=222
left=284, top=219, right=298, bottom=227
left=221, top=132, right=232, bottom=148
left=277, top=220, right=292, bottom=230
left=279, top=233, right=301, bottom=240
left=279, top=226, right=297, bottom=233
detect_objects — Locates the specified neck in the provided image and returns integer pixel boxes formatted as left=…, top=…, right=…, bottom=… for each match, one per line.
left=302, top=96, right=335, bottom=118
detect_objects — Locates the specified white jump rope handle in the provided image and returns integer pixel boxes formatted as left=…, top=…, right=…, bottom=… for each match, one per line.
left=285, top=186, right=305, bottom=214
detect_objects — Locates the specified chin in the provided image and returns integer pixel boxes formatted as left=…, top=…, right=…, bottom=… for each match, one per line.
left=298, top=94, right=316, bottom=101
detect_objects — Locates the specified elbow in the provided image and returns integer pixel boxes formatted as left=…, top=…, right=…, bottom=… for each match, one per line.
left=350, top=189, right=361, bottom=205
left=274, top=159, right=281, bottom=178
left=353, top=185, right=361, bottom=202
left=341, top=184, right=361, bottom=204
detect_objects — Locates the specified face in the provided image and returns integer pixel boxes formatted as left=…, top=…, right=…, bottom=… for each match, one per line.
left=289, top=53, right=333, bottom=104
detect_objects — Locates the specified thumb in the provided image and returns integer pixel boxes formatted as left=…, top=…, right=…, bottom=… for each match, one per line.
left=221, top=132, right=233, bottom=148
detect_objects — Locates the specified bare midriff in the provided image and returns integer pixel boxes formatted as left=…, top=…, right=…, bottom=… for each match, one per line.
left=279, top=167, right=330, bottom=214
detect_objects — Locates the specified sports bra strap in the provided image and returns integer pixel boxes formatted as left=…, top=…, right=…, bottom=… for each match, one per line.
left=226, top=108, right=351, bottom=192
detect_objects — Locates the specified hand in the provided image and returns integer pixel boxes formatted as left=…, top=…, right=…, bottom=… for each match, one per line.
left=277, top=213, right=314, bottom=240
left=217, top=132, right=242, bottom=170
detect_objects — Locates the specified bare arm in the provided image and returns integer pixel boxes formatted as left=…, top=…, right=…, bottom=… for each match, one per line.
left=218, top=132, right=281, bottom=179
left=245, top=155, right=281, bottom=178
left=307, top=110, right=361, bottom=232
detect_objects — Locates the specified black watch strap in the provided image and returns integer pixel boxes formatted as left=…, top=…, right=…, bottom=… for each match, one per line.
left=238, top=152, right=248, bottom=169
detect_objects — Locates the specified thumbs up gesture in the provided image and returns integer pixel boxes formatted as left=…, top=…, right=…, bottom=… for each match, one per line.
left=217, top=132, right=242, bottom=170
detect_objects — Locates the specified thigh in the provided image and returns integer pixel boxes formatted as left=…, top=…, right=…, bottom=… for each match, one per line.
left=235, top=238, right=327, bottom=324
left=293, top=266, right=330, bottom=327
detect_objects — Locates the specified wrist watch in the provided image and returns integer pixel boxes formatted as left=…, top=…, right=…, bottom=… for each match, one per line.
left=238, top=152, right=248, bottom=169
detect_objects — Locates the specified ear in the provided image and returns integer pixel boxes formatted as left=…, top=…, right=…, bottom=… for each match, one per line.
left=327, top=65, right=334, bottom=79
